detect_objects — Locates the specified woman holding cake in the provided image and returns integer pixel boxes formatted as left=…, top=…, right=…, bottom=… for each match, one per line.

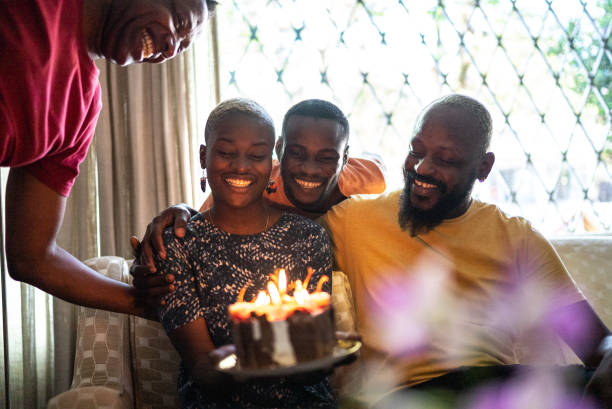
left=154, top=98, right=336, bottom=409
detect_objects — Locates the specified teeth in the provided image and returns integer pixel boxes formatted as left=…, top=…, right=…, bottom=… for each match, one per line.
left=225, top=178, right=252, bottom=187
left=295, top=179, right=322, bottom=189
left=414, top=179, right=436, bottom=189
left=140, top=30, right=155, bottom=59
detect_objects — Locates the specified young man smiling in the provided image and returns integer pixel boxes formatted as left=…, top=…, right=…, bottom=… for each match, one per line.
left=275, top=99, right=385, bottom=216
left=1, top=0, right=216, bottom=317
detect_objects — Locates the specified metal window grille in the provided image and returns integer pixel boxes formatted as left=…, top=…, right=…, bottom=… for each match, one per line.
left=208, top=0, right=612, bottom=234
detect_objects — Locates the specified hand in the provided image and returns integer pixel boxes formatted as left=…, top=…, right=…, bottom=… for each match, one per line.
left=335, top=331, right=362, bottom=367
left=137, top=204, right=197, bottom=272
left=336, top=331, right=362, bottom=342
left=129, top=236, right=175, bottom=313
left=209, top=344, right=237, bottom=367
left=190, top=345, right=237, bottom=396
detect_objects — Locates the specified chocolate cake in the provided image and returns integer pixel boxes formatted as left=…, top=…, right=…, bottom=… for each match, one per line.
left=231, top=305, right=336, bottom=369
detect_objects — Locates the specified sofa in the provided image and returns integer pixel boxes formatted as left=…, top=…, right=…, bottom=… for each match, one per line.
left=47, top=235, right=612, bottom=409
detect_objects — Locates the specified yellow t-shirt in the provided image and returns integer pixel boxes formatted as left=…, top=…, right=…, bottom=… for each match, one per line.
left=321, top=190, right=583, bottom=395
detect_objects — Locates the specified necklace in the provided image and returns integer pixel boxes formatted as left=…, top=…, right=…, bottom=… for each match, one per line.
left=207, top=208, right=271, bottom=232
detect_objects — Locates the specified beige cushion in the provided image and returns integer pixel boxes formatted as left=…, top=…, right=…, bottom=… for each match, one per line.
left=551, top=236, right=612, bottom=327
left=48, top=257, right=134, bottom=409
left=129, top=317, right=181, bottom=409
left=332, top=270, right=357, bottom=333
left=73, top=258, right=133, bottom=394
left=47, top=386, right=132, bottom=409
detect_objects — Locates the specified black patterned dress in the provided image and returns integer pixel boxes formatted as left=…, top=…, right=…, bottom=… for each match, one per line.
left=156, top=212, right=336, bottom=409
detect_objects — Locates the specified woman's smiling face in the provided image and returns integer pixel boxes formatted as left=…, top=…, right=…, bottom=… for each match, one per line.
left=202, top=113, right=275, bottom=210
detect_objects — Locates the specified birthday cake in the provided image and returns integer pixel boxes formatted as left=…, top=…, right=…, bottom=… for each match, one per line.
left=228, top=269, right=336, bottom=369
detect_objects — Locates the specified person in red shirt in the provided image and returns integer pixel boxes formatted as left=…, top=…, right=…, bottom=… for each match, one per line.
left=0, top=0, right=216, bottom=318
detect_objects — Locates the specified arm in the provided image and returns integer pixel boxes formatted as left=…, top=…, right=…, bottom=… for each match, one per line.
left=520, top=229, right=611, bottom=403
left=268, top=200, right=325, bottom=220
left=5, top=168, right=147, bottom=317
left=518, top=227, right=610, bottom=364
left=553, top=301, right=612, bottom=405
left=552, top=300, right=611, bottom=368
left=166, top=318, right=216, bottom=375
left=154, top=228, right=227, bottom=389
left=338, top=155, right=387, bottom=197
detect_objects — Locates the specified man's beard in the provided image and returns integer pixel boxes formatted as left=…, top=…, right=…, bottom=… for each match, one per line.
left=399, top=169, right=476, bottom=236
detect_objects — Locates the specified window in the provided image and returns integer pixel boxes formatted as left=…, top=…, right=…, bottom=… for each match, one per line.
left=204, top=0, right=612, bottom=234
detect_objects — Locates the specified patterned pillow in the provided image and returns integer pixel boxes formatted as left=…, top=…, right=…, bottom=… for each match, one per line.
left=129, top=315, right=181, bottom=409
left=48, top=256, right=134, bottom=408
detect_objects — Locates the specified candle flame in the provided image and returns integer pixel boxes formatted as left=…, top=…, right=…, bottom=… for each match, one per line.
left=303, top=267, right=314, bottom=289
left=230, top=268, right=330, bottom=321
left=278, top=269, right=287, bottom=293
left=295, top=288, right=309, bottom=306
left=268, top=281, right=281, bottom=305
left=237, top=285, right=248, bottom=303
left=316, top=276, right=329, bottom=293
left=254, top=290, right=270, bottom=307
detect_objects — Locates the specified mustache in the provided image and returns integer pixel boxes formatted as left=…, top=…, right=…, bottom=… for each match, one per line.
left=404, top=169, right=447, bottom=195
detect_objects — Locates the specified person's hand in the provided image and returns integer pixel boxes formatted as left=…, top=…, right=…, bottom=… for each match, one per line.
left=336, top=331, right=362, bottom=342
left=190, top=345, right=237, bottom=396
left=584, top=347, right=612, bottom=407
left=335, top=331, right=362, bottom=367
left=129, top=236, right=176, bottom=317
left=209, top=344, right=237, bottom=367
left=128, top=204, right=195, bottom=311
left=137, top=204, right=197, bottom=272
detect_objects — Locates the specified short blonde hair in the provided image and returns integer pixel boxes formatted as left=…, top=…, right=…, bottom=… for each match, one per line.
left=204, top=98, right=275, bottom=142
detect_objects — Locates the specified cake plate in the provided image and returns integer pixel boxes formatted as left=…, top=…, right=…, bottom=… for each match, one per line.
left=214, top=339, right=361, bottom=380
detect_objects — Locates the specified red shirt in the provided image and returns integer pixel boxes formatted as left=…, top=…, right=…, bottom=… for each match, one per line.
left=0, top=0, right=102, bottom=196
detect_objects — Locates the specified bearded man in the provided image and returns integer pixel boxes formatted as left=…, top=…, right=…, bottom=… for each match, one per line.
left=321, top=94, right=612, bottom=407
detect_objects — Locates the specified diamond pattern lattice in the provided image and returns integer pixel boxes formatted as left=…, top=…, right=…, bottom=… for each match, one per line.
left=208, top=0, right=612, bottom=234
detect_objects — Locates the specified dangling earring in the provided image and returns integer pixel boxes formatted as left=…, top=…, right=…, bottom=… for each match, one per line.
left=265, top=180, right=278, bottom=194
left=200, top=170, right=207, bottom=193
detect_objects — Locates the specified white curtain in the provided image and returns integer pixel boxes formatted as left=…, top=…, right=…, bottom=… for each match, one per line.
left=1, top=33, right=214, bottom=407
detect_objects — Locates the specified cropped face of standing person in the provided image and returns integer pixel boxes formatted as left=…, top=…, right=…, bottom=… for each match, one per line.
left=202, top=113, right=275, bottom=211
left=0, top=0, right=217, bottom=320
left=85, top=0, right=215, bottom=65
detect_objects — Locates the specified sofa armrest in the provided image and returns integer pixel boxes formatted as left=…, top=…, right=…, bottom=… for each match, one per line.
left=47, top=386, right=132, bottom=409
left=551, top=236, right=612, bottom=328
left=549, top=236, right=612, bottom=365
left=47, top=256, right=134, bottom=409
left=332, top=270, right=357, bottom=333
